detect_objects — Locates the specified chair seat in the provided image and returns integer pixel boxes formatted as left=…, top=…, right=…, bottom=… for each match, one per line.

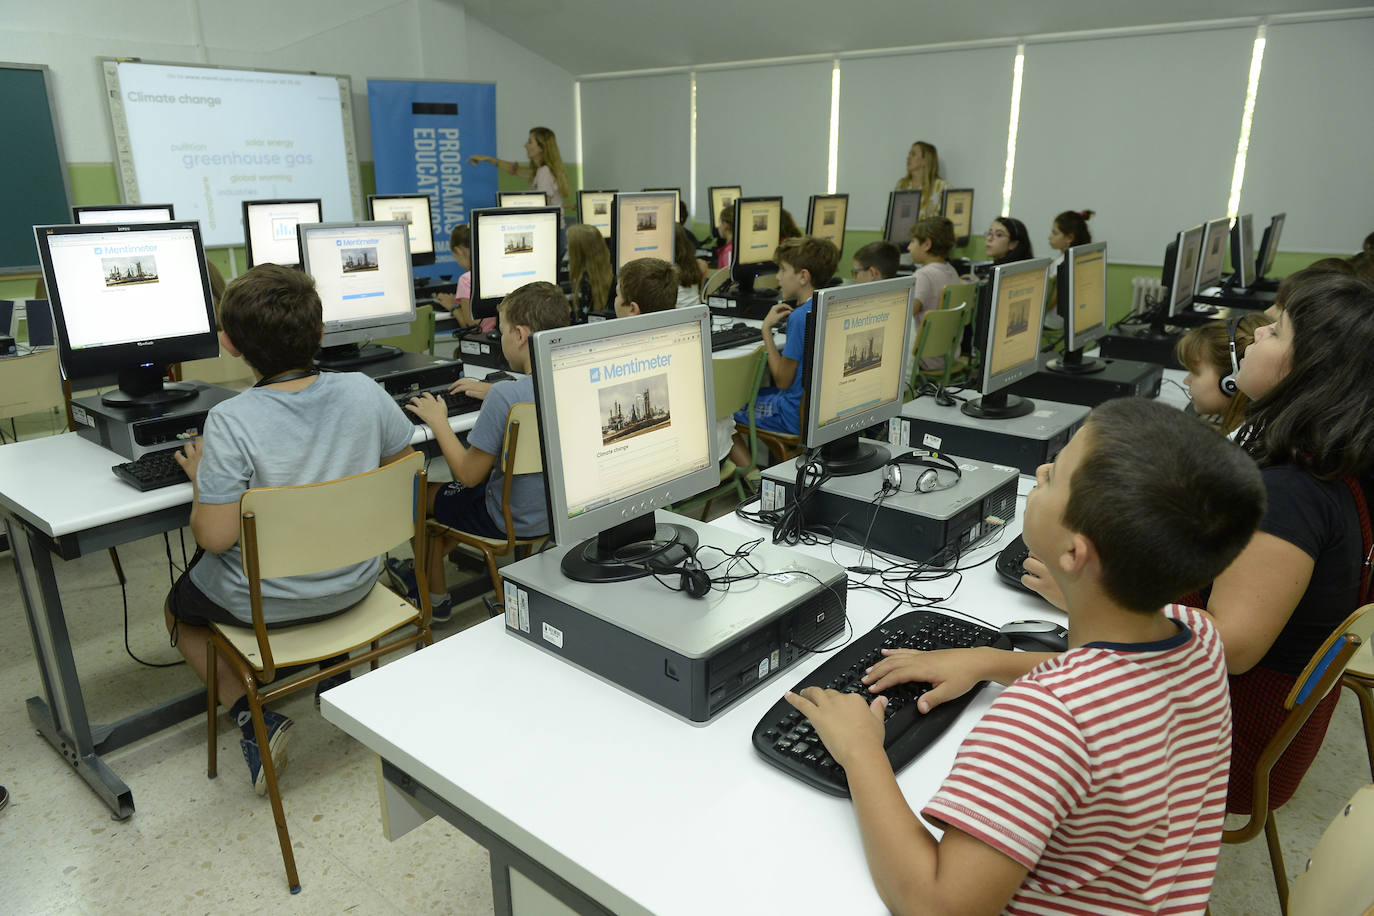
left=211, top=582, right=419, bottom=671
left=428, top=519, right=546, bottom=551
left=919, top=356, right=969, bottom=379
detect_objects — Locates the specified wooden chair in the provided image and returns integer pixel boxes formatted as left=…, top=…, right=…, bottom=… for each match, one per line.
left=941, top=280, right=981, bottom=374
left=702, top=267, right=731, bottom=300
left=908, top=302, right=968, bottom=396
left=0, top=348, right=66, bottom=442
left=1341, top=613, right=1374, bottom=781
left=376, top=304, right=436, bottom=355
left=427, top=401, right=546, bottom=597
left=676, top=346, right=767, bottom=517
left=1222, top=603, right=1372, bottom=915
left=1286, top=783, right=1374, bottom=916
left=204, top=451, right=434, bottom=893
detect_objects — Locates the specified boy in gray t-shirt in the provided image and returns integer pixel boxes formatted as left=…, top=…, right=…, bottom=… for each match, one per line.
left=405, top=281, right=570, bottom=621
left=164, top=264, right=414, bottom=793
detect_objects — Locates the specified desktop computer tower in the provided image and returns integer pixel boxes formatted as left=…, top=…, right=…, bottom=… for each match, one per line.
left=893, top=396, right=1089, bottom=474
left=1007, top=353, right=1162, bottom=407
left=455, top=327, right=511, bottom=370
left=70, top=383, right=238, bottom=461
left=1097, top=328, right=1185, bottom=369
left=706, top=290, right=781, bottom=321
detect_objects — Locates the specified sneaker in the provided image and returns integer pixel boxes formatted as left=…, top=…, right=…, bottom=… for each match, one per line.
left=385, top=556, right=419, bottom=604
left=430, top=598, right=454, bottom=625
left=240, top=709, right=293, bottom=796
left=313, top=669, right=352, bottom=708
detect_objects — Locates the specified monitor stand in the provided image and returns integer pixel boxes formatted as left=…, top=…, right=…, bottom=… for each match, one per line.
left=316, top=342, right=403, bottom=370
left=961, top=388, right=1034, bottom=420
left=1044, top=347, right=1105, bottom=374
left=101, top=364, right=200, bottom=408
left=561, top=512, right=700, bottom=584
left=817, top=432, right=890, bottom=476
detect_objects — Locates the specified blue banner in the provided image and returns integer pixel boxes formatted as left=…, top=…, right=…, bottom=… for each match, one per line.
left=367, top=79, right=496, bottom=281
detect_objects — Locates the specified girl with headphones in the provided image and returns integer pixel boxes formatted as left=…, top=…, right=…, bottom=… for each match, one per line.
left=1175, top=312, right=1271, bottom=436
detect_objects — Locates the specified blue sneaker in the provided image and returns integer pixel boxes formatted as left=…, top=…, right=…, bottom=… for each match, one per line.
left=430, top=597, right=454, bottom=624
left=385, top=556, right=419, bottom=604
left=240, top=709, right=293, bottom=796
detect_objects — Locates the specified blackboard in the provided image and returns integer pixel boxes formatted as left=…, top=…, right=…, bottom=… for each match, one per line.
left=1, top=64, right=72, bottom=274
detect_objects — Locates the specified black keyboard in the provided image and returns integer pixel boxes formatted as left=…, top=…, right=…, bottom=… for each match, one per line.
left=112, top=448, right=187, bottom=491
left=752, top=610, right=1010, bottom=796
left=711, top=323, right=766, bottom=352
left=994, top=534, right=1037, bottom=595
left=392, top=386, right=483, bottom=424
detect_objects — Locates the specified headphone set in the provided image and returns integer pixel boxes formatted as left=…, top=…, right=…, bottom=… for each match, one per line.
left=879, top=450, right=962, bottom=495
left=1219, top=317, right=1241, bottom=397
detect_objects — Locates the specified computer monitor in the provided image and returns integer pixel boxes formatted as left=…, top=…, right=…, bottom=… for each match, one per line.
left=1194, top=217, right=1231, bottom=293
left=469, top=206, right=561, bottom=314
left=72, top=204, right=175, bottom=224
left=941, top=188, right=975, bottom=247
left=33, top=222, right=218, bottom=407
left=801, top=275, right=916, bottom=475
left=1160, top=224, right=1206, bottom=319
left=965, top=258, right=1051, bottom=419
left=708, top=185, right=741, bottom=239
left=242, top=198, right=322, bottom=268
left=643, top=187, right=681, bottom=218
left=730, top=196, right=783, bottom=299
left=578, top=189, right=616, bottom=238
left=529, top=305, right=718, bottom=584
left=23, top=299, right=55, bottom=348
left=1255, top=212, right=1286, bottom=283
left=0, top=300, right=12, bottom=338
left=806, top=194, right=848, bottom=253
left=1047, top=242, right=1108, bottom=374
left=367, top=194, right=436, bottom=267
left=499, top=192, right=548, bottom=208
left=612, top=191, right=676, bottom=271
left=1229, top=213, right=1256, bottom=290
left=883, top=189, right=923, bottom=248
left=298, top=220, right=416, bottom=368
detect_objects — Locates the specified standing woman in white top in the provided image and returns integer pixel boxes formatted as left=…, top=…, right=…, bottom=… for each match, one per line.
left=895, top=141, right=948, bottom=220
left=469, top=126, right=572, bottom=220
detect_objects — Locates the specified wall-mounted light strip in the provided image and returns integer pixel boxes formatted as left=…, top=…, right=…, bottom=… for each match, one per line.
left=689, top=72, right=698, bottom=220
left=573, top=80, right=584, bottom=175
left=1001, top=44, right=1025, bottom=215
left=826, top=60, right=841, bottom=194
left=1227, top=25, right=1267, bottom=219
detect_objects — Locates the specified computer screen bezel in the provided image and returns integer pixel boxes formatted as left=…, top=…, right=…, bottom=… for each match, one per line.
left=298, top=219, right=417, bottom=348
left=642, top=187, right=681, bottom=220
left=729, top=195, right=783, bottom=281
left=805, top=193, right=849, bottom=253
left=1060, top=242, right=1109, bottom=354
left=367, top=193, right=436, bottom=266
left=498, top=191, right=549, bottom=208
left=1194, top=217, right=1232, bottom=293
left=72, top=203, right=176, bottom=224
left=610, top=191, right=678, bottom=272
left=529, top=305, right=720, bottom=550
left=1256, top=212, right=1286, bottom=280
left=577, top=189, right=617, bottom=238
left=978, top=257, right=1052, bottom=396
left=940, top=188, right=975, bottom=246
left=1230, top=213, right=1256, bottom=288
left=883, top=189, right=923, bottom=247
left=708, top=185, right=742, bottom=239
left=468, top=205, right=562, bottom=313
left=1163, top=224, right=1206, bottom=318
left=241, top=197, right=322, bottom=268
left=32, top=220, right=219, bottom=379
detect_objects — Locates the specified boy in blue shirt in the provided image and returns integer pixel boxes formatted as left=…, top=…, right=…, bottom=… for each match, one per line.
left=728, top=236, right=839, bottom=467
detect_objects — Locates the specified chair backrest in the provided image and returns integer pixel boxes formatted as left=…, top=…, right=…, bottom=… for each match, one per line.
left=710, top=346, right=767, bottom=422
left=178, top=345, right=256, bottom=387
left=503, top=401, right=543, bottom=476
left=240, top=451, right=423, bottom=581
left=702, top=267, right=731, bottom=299
left=1285, top=604, right=1373, bottom=710
left=376, top=304, right=435, bottom=355
left=939, top=281, right=979, bottom=328
left=1287, top=783, right=1374, bottom=916
left=0, top=299, right=13, bottom=336
left=23, top=299, right=55, bottom=347
left=0, top=348, right=66, bottom=422
left=913, top=302, right=966, bottom=364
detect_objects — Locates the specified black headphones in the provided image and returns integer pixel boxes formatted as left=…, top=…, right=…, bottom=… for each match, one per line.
left=1219, top=317, right=1241, bottom=397
left=633, top=551, right=713, bottom=599
left=880, top=450, right=962, bottom=495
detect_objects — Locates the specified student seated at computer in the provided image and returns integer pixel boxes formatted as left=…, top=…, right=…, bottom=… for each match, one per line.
left=714, top=205, right=735, bottom=270
left=673, top=226, right=706, bottom=308
left=788, top=397, right=1264, bottom=915
left=967, top=216, right=1035, bottom=282
left=612, top=257, right=678, bottom=318
left=1262, top=256, right=1370, bottom=322
left=676, top=201, right=701, bottom=250
left=779, top=209, right=802, bottom=242
left=727, top=236, right=840, bottom=467
left=403, top=282, right=570, bottom=621
left=896, top=140, right=948, bottom=219
left=851, top=240, right=900, bottom=283
left=567, top=224, right=614, bottom=319
left=164, top=264, right=416, bottom=792
left=1176, top=313, right=1270, bottom=436
left=907, top=216, right=962, bottom=373
left=1042, top=210, right=1093, bottom=329
left=1026, top=272, right=1374, bottom=820
left=434, top=224, right=489, bottom=331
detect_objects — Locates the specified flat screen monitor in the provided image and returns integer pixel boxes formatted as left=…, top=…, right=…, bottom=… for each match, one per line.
left=298, top=220, right=416, bottom=368
left=730, top=196, right=783, bottom=296
left=941, top=189, right=975, bottom=246
left=1048, top=242, right=1108, bottom=374
left=708, top=185, right=741, bottom=239
left=469, top=206, right=561, bottom=314
left=1194, top=217, right=1231, bottom=293
left=242, top=198, right=321, bottom=268
left=499, top=192, right=548, bottom=208
left=643, top=187, right=681, bottom=217
left=612, top=192, right=676, bottom=271
left=578, top=189, right=616, bottom=238
left=883, top=189, right=923, bottom=247
left=367, top=194, right=435, bottom=267
left=33, top=221, right=218, bottom=407
left=1256, top=212, right=1286, bottom=281
left=529, top=305, right=718, bottom=584
left=802, top=275, right=916, bottom=475
left=806, top=194, right=848, bottom=254
left=965, top=258, right=1051, bottom=419
left=73, top=204, right=175, bottom=224
left=1229, top=213, right=1256, bottom=289
left=1161, top=224, right=1206, bottom=318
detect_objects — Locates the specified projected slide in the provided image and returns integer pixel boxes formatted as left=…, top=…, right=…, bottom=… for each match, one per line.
left=104, top=60, right=360, bottom=247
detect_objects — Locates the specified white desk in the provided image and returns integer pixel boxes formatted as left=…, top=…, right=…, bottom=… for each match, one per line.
left=323, top=479, right=1058, bottom=915
left=0, top=408, right=477, bottom=819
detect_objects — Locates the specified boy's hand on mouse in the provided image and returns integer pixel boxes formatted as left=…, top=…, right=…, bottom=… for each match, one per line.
left=784, top=686, right=886, bottom=768
left=405, top=392, right=449, bottom=427
left=174, top=437, right=204, bottom=482
left=862, top=648, right=986, bottom=713
left=1020, top=553, right=1068, bottom=611
left=761, top=303, right=792, bottom=332
left=448, top=378, right=491, bottom=401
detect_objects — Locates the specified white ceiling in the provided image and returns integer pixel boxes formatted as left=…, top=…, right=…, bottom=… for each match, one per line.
left=457, top=0, right=1354, bottom=76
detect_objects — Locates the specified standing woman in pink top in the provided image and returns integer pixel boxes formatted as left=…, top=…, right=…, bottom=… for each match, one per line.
left=469, top=127, right=572, bottom=222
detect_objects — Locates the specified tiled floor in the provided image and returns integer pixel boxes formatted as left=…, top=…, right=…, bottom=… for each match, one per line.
left=1, top=409, right=1370, bottom=914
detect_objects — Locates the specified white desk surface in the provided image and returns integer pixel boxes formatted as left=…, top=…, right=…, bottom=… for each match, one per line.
left=323, top=478, right=1058, bottom=915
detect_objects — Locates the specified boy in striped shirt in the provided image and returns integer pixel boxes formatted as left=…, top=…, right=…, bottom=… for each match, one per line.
left=786, top=399, right=1265, bottom=915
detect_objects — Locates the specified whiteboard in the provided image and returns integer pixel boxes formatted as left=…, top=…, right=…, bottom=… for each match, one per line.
left=102, top=59, right=363, bottom=247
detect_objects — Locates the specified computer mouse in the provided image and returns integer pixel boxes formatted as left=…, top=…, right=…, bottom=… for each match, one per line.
left=998, top=619, right=1069, bottom=652
left=484, top=371, right=515, bottom=383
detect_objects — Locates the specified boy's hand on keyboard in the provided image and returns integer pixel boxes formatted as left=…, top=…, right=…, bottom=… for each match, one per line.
left=173, top=437, right=203, bottom=482
left=1020, top=553, right=1068, bottom=611
left=862, top=649, right=986, bottom=714
left=784, top=687, right=887, bottom=769
left=405, top=392, right=449, bottom=427
left=449, top=378, right=491, bottom=401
